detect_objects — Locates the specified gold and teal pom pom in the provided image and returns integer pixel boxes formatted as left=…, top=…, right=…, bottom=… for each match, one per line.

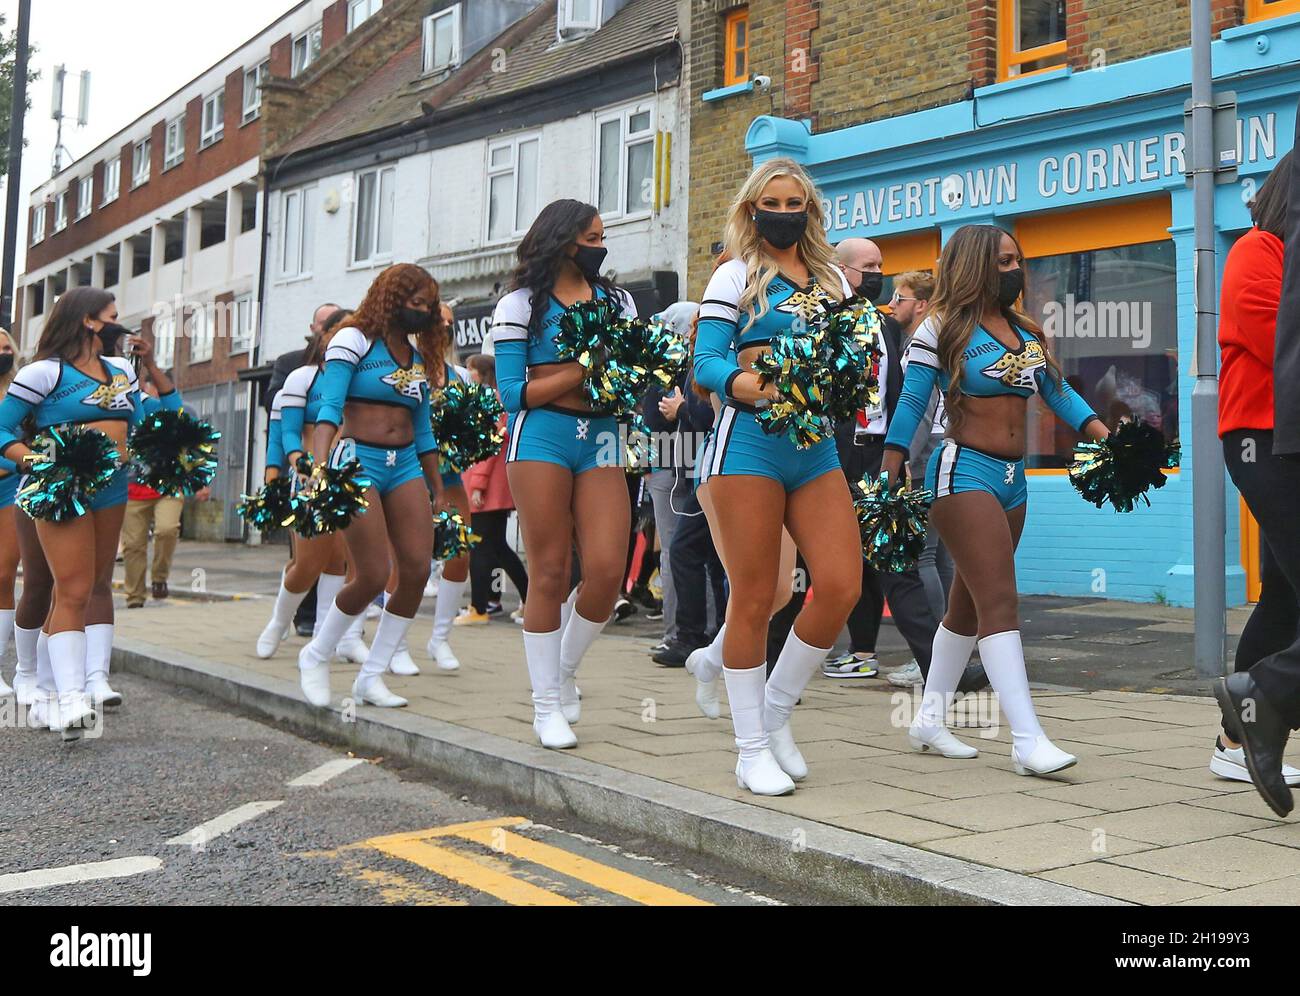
left=621, top=414, right=657, bottom=474
left=854, top=473, right=932, bottom=572
left=236, top=477, right=296, bottom=533
left=128, top=408, right=221, bottom=497
left=296, top=458, right=371, bottom=536
left=754, top=295, right=883, bottom=449
left=555, top=297, right=621, bottom=370
left=433, top=508, right=479, bottom=560
left=430, top=381, right=505, bottom=473
left=1069, top=420, right=1180, bottom=513
left=18, top=424, right=121, bottom=522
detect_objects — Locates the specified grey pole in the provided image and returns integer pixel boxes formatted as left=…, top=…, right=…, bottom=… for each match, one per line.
left=1190, top=0, right=1226, bottom=677
left=0, top=0, right=31, bottom=331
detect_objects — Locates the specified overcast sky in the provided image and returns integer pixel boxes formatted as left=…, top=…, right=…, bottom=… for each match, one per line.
left=0, top=0, right=301, bottom=275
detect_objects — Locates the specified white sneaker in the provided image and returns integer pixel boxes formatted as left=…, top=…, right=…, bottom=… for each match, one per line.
left=335, top=636, right=370, bottom=666
left=887, top=660, right=924, bottom=687
left=1211, top=737, right=1300, bottom=786
left=908, top=719, right=979, bottom=758
left=735, top=749, right=795, bottom=796
left=298, top=646, right=332, bottom=707
left=511, top=606, right=525, bottom=624
left=558, top=674, right=581, bottom=724
left=534, top=710, right=577, bottom=749
left=1012, top=735, right=1077, bottom=776
left=352, top=673, right=408, bottom=708
left=256, top=620, right=287, bottom=659
left=685, top=647, right=721, bottom=720
left=85, top=675, right=123, bottom=709
left=389, top=648, right=420, bottom=676
left=13, top=673, right=36, bottom=707
left=427, top=638, right=460, bottom=672
left=767, top=723, right=808, bottom=781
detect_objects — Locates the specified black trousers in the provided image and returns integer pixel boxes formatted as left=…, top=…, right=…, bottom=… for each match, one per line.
left=670, top=490, right=726, bottom=648
left=1225, top=430, right=1300, bottom=726
left=469, top=510, right=529, bottom=612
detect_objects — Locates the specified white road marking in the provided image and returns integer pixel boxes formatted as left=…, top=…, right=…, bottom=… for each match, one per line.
left=287, top=758, right=366, bottom=788
left=166, top=801, right=283, bottom=846
left=0, top=856, right=163, bottom=895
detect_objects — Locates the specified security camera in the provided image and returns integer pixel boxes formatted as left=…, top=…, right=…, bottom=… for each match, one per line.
left=752, top=75, right=771, bottom=92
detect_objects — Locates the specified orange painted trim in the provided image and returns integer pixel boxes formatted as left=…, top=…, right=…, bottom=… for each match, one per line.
left=1024, top=466, right=1181, bottom=477
left=1014, top=195, right=1173, bottom=259
left=875, top=229, right=941, bottom=276
left=723, top=8, right=749, bottom=87
left=997, top=0, right=1067, bottom=81
left=1240, top=494, right=1262, bottom=601
left=1245, top=0, right=1300, bottom=23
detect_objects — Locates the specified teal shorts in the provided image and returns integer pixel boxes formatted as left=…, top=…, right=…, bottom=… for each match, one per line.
left=329, top=438, right=425, bottom=496
left=704, top=404, right=840, bottom=493
left=506, top=407, right=623, bottom=475
left=926, top=438, right=1027, bottom=511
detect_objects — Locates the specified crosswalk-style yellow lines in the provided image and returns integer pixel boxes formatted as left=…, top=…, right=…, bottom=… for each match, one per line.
left=317, top=818, right=713, bottom=906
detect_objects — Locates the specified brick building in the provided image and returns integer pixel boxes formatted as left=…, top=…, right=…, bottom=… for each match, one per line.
left=687, top=0, right=1300, bottom=606
left=15, top=0, right=403, bottom=540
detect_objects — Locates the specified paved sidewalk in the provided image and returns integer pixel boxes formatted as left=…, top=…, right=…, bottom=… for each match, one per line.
left=110, top=586, right=1300, bottom=906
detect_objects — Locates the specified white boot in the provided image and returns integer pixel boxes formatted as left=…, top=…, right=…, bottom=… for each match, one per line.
left=389, top=638, right=420, bottom=676
left=762, top=629, right=829, bottom=781
left=35, top=630, right=55, bottom=725
left=13, top=623, right=40, bottom=706
left=559, top=609, right=605, bottom=725
left=0, top=608, right=13, bottom=697
left=315, top=573, right=345, bottom=638
left=980, top=630, right=1076, bottom=776
left=83, top=623, right=122, bottom=708
left=427, top=575, right=466, bottom=671
left=559, top=585, right=579, bottom=633
left=524, top=628, right=576, bottom=749
left=298, top=602, right=361, bottom=707
left=257, top=580, right=309, bottom=658
left=908, top=624, right=979, bottom=759
left=725, top=665, right=794, bottom=796
left=49, top=631, right=95, bottom=740
left=685, top=624, right=724, bottom=720
left=357, top=610, right=414, bottom=707
left=335, top=612, right=369, bottom=664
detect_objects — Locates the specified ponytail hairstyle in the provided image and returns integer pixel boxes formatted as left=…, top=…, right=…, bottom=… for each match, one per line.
left=511, top=199, right=620, bottom=331
left=929, top=224, right=1062, bottom=433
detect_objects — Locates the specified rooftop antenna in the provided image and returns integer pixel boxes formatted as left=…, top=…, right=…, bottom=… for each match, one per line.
left=50, top=65, right=90, bottom=177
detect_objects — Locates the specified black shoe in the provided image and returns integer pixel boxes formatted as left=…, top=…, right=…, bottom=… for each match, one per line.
left=957, top=661, right=990, bottom=694
left=1215, top=672, right=1294, bottom=818
left=613, top=597, right=636, bottom=622
left=629, top=584, right=659, bottom=611
left=653, top=640, right=695, bottom=668
left=485, top=601, right=504, bottom=617
left=646, top=609, right=664, bottom=621
left=294, top=621, right=314, bottom=638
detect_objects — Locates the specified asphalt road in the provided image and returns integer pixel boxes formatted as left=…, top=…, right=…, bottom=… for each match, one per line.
left=0, top=672, right=813, bottom=907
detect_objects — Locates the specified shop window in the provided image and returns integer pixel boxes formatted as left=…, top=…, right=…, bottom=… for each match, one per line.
left=1246, top=0, right=1300, bottom=21
left=1016, top=199, right=1177, bottom=469
left=723, top=8, right=749, bottom=87
left=998, top=0, right=1066, bottom=81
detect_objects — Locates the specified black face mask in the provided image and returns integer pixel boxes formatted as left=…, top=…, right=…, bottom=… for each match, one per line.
left=396, top=307, right=433, bottom=333
left=997, top=268, right=1025, bottom=308
left=855, top=271, right=884, bottom=303
left=0, top=354, right=13, bottom=376
left=572, top=244, right=608, bottom=279
left=753, top=209, right=807, bottom=250
left=95, top=322, right=129, bottom=356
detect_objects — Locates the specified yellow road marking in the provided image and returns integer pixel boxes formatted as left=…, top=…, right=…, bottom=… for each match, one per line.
left=367, top=836, right=578, bottom=906
left=456, top=826, right=711, bottom=907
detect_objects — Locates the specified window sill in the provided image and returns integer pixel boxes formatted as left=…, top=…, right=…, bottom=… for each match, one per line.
left=200, top=137, right=224, bottom=151
left=702, top=80, right=755, bottom=103
left=975, top=65, right=1071, bottom=98
left=241, top=113, right=260, bottom=127
left=346, top=256, right=393, bottom=273
left=274, top=271, right=315, bottom=286
left=601, top=211, right=653, bottom=229
left=162, top=160, right=184, bottom=173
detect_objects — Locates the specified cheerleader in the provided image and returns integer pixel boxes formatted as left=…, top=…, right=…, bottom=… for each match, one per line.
left=255, top=308, right=368, bottom=667
left=693, top=159, right=863, bottom=796
left=0, top=288, right=179, bottom=736
left=296, top=264, right=444, bottom=709
left=881, top=224, right=1107, bottom=776
left=0, top=330, right=21, bottom=698
left=490, top=199, right=637, bottom=749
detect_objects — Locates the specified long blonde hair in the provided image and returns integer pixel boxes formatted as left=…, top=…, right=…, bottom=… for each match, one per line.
left=723, top=158, right=844, bottom=330
left=0, top=328, right=18, bottom=399
left=930, top=224, right=1062, bottom=432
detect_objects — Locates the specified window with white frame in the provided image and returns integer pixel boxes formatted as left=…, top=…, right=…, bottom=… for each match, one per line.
left=348, top=0, right=383, bottom=31
left=292, top=24, right=323, bottom=77
left=595, top=103, right=655, bottom=218
left=102, top=156, right=120, bottom=205
left=30, top=204, right=45, bottom=244
left=201, top=90, right=225, bottom=148
left=76, top=176, right=92, bottom=220
left=153, top=314, right=175, bottom=369
left=279, top=185, right=316, bottom=278
left=423, top=6, right=461, bottom=74
left=189, top=305, right=213, bottom=364
left=164, top=115, right=185, bottom=170
left=559, top=0, right=601, bottom=33
left=243, top=61, right=269, bottom=124
left=231, top=294, right=256, bottom=354
left=132, top=138, right=150, bottom=187
left=53, top=192, right=68, bottom=232
left=486, top=134, right=540, bottom=242
left=352, top=165, right=395, bottom=265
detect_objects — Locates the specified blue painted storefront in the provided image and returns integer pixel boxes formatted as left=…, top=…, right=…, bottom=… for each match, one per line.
left=738, top=14, right=1300, bottom=607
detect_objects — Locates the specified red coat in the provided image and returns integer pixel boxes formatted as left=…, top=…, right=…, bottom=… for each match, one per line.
left=1219, top=226, right=1281, bottom=435
left=462, top=415, right=514, bottom=513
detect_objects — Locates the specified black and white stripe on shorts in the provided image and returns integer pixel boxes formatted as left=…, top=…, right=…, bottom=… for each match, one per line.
left=934, top=438, right=960, bottom=499
left=506, top=410, right=528, bottom=462
left=708, top=406, right=738, bottom=481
